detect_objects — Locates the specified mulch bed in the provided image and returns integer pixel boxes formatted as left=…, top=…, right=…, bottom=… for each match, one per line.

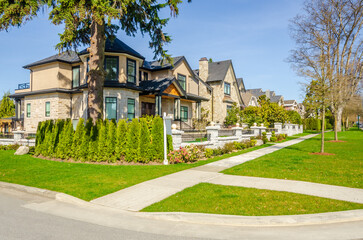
left=327, top=140, right=346, bottom=143
left=309, top=152, right=336, bottom=156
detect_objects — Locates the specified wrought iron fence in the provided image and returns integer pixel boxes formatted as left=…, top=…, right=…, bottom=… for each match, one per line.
left=218, top=129, right=235, bottom=137
left=16, top=83, right=30, bottom=90
left=242, top=129, right=254, bottom=135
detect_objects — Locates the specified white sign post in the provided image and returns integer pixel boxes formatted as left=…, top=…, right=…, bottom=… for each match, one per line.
left=163, top=112, right=168, bottom=165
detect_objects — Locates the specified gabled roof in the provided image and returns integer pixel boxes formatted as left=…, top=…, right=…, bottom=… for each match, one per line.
left=284, top=100, right=297, bottom=105
left=139, top=77, right=186, bottom=96
left=241, top=92, right=254, bottom=106
left=142, top=56, right=184, bottom=71
left=247, top=88, right=265, bottom=98
left=206, top=60, right=232, bottom=82
left=237, top=78, right=245, bottom=91
left=271, top=95, right=283, bottom=103
left=79, top=38, right=144, bottom=59
left=192, top=69, right=213, bottom=92
left=23, top=51, right=81, bottom=69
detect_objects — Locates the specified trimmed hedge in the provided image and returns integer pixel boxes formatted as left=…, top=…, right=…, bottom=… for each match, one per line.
left=34, top=116, right=166, bottom=163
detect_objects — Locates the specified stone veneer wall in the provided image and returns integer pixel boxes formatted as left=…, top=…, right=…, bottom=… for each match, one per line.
left=103, top=88, right=140, bottom=119
left=24, top=93, right=71, bottom=133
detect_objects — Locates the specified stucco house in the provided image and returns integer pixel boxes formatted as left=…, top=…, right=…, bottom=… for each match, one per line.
left=236, top=78, right=259, bottom=107
left=194, top=58, right=244, bottom=124
left=10, top=38, right=211, bottom=133
left=283, top=100, right=298, bottom=111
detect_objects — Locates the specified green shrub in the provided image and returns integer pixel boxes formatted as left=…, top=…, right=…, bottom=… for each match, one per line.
left=56, top=119, right=73, bottom=159
left=151, top=116, right=164, bottom=161
left=167, top=134, right=173, bottom=154
left=96, top=121, right=108, bottom=162
left=71, top=119, right=85, bottom=160
left=115, top=119, right=127, bottom=160
left=204, top=148, right=213, bottom=158
left=87, top=124, right=98, bottom=162
left=270, top=131, right=277, bottom=142
left=262, top=132, right=268, bottom=144
left=213, top=148, right=223, bottom=156
left=125, top=118, right=140, bottom=162
left=138, top=118, right=152, bottom=163
left=167, top=145, right=202, bottom=164
left=223, top=142, right=236, bottom=153
left=106, top=120, right=116, bottom=163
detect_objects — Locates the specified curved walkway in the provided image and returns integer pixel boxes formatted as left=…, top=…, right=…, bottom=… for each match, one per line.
left=91, top=133, right=363, bottom=211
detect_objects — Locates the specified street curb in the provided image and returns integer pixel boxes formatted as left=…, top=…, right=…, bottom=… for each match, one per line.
left=1, top=181, right=363, bottom=227
left=0, top=181, right=89, bottom=207
left=136, top=210, right=363, bottom=227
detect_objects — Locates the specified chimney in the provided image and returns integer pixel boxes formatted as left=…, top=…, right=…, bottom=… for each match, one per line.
left=265, top=89, right=270, bottom=99
left=199, top=57, right=209, bottom=81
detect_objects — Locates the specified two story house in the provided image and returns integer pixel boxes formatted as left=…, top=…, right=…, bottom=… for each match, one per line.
left=195, top=58, right=244, bottom=124
left=10, top=38, right=211, bottom=133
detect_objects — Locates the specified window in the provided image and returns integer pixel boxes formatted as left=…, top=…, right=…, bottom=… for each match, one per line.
left=143, top=72, right=148, bottom=81
left=177, top=74, right=186, bottom=91
left=104, top=56, right=119, bottom=81
left=26, top=103, right=31, bottom=118
left=72, top=66, right=80, bottom=88
left=139, top=71, right=142, bottom=82
left=127, top=58, right=136, bottom=83
left=127, top=98, right=135, bottom=120
left=45, top=102, right=50, bottom=117
left=181, top=106, right=188, bottom=122
left=224, top=82, right=231, bottom=95
left=105, top=97, right=117, bottom=120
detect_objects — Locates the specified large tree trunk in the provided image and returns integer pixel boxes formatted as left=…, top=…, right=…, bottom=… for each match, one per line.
left=87, top=19, right=106, bottom=124
left=321, top=105, right=325, bottom=153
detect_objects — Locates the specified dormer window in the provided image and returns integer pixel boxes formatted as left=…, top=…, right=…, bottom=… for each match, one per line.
left=104, top=56, right=119, bottom=81
left=177, top=74, right=186, bottom=91
left=224, top=82, right=231, bottom=95
left=127, top=58, right=136, bottom=83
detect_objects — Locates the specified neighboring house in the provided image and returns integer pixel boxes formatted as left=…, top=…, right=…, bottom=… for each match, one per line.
left=284, top=100, right=298, bottom=111
left=236, top=78, right=258, bottom=107
left=10, top=38, right=210, bottom=133
left=247, top=88, right=284, bottom=106
left=297, top=103, right=305, bottom=117
left=195, top=58, right=244, bottom=124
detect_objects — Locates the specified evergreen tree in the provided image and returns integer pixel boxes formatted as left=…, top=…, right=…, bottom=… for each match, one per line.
left=125, top=118, right=140, bottom=162
left=96, top=120, right=107, bottom=162
left=0, top=92, right=15, bottom=118
left=106, top=120, right=116, bottom=163
left=71, top=118, right=85, bottom=160
left=48, top=119, right=65, bottom=157
left=56, top=120, right=74, bottom=159
left=151, top=116, right=164, bottom=161
left=40, top=120, right=54, bottom=156
left=115, top=119, right=127, bottom=160
left=138, top=118, right=152, bottom=163
left=87, top=124, right=98, bottom=162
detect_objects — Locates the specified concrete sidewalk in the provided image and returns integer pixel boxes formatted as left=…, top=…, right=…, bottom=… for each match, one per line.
left=91, top=134, right=322, bottom=211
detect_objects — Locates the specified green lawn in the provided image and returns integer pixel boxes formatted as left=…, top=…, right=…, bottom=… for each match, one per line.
left=142, top=183, right=363, bottom=216
left=223, top=130, right=363, bottom=188
left=0, top=144, right=269, bottom=201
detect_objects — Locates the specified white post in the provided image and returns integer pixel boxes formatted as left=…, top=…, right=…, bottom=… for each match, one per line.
left=163, top=112, right=168, bottom=165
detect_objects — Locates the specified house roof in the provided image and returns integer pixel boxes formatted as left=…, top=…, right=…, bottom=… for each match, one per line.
left=206, top=60, right=232, bottom=82
left=142, top=56, right=184, bottom=71
left=79, top=38, right=144, bottom=59
left=284, top=100, right=297, bottom=105
left=237, top=78, right=245, bottom=91
left=270, top=95, right=283, bottom=103
left=241, top=92, right=254, bottom=106
left=23, top=51, right=81, bottom=69
left=247, top=88, right=265, bottom=98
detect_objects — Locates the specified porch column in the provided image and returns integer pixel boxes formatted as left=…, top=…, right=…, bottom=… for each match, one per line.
left=155, top=95, right=162, bottom=116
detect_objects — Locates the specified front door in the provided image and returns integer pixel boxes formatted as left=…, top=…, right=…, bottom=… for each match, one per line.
left=141, top=102, right=156, bottom=116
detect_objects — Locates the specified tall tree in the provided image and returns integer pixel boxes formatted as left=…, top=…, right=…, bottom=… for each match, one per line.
left=0, top=92, right=15, bottom=118
left=289, top=0, right=333, bottom=153
left=0, top=0, right=190, bottom=123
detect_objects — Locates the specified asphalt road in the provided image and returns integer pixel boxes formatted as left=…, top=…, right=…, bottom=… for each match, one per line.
left=0, top=187, right=362, bottom=240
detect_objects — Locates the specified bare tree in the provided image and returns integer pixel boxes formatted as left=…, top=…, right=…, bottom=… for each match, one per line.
left=289, top=0, right=335, bottom=153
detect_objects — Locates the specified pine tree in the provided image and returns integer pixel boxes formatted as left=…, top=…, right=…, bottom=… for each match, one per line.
left=71, top=118, right=85, bottom=160
left=138, top=118, right=152, bottom=163
left=115, top=119, right=127, bottom=160
left=125, top=118, right=140, bottom=162
left=151, top=116, right=164, bottom=161
left=48, top=119, right=64, bottom=157
left=56, top=120, right=74, bottom=159
left=41, top=120, right=54, bottom=157
left=87, top=124, right=98, bottom=162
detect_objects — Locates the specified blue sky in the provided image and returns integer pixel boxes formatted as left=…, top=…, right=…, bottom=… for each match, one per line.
left=0, top=0, right=305, bottom=101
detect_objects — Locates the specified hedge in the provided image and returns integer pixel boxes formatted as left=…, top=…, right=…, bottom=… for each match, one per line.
left=34, top=116, right=167, bottom=163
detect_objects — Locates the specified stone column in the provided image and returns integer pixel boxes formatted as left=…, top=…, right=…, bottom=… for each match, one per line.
left=274, top=122, right=282, bottom=134
left=13, top=130, right=25, bottom=144
left=206, top=125, right=220, bottom=144
left=171, top=124, right=184, bottom=150
left=232, top=126, right=243, bottom=141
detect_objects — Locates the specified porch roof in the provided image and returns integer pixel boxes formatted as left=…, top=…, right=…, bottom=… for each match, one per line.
left=139, top=77, right=186, bottom=96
